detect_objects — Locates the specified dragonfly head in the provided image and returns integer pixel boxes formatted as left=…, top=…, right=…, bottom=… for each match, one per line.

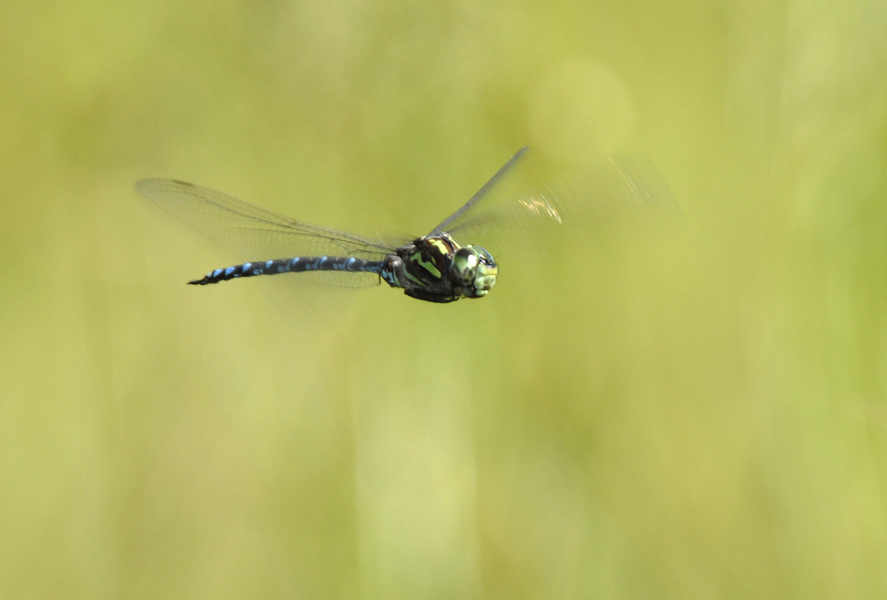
left=451, top=246, right=498, bottom=298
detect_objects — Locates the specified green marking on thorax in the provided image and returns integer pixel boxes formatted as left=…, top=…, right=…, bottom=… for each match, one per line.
left=410, top=251, right=442, bottom=279
left=429, top=238, right=454, bottom=253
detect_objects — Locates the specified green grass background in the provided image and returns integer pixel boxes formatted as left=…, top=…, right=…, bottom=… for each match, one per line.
left=2, top=0, right=886, bottom=598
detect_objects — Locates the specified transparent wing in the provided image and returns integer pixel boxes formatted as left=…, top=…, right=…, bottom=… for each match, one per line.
left=436, top=153, right=684, bottom=260
left=429, top=147, right=529, bottom=236
left=136, top=178, right=397, bottom=288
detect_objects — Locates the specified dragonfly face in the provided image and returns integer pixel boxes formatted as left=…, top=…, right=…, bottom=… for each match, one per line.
left=450, top=246, right=497, bottom=298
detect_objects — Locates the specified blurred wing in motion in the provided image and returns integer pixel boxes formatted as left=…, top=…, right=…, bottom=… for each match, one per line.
left=437, top=153, right=684, bottom=260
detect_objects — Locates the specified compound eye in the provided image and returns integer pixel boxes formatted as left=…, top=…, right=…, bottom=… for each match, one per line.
left=450, top=246, right=498, bottom=298
left=476, top=247, right=495, bottom=265
left=450, top=247, right=479, bottom=287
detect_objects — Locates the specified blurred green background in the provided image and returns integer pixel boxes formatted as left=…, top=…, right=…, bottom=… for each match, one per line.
left=2, top=0, right=887, bottom=598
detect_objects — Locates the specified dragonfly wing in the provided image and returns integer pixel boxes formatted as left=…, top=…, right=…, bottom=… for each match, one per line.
left=441, top=154, right=684, bottom=259
left=136, top=179, right=395, bottom=288
left=428, top=147, right=529, bottom=236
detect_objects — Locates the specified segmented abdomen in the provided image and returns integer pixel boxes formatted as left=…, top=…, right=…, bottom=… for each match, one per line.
left=188, top=256, right=383, bottom=285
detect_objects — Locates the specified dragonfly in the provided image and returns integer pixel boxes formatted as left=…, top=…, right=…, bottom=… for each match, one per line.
left=136, top=148, right=680, bottom=303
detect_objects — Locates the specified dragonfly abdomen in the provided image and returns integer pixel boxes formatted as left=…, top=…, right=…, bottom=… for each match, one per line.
left=188, top=256, right=384, bottom=285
